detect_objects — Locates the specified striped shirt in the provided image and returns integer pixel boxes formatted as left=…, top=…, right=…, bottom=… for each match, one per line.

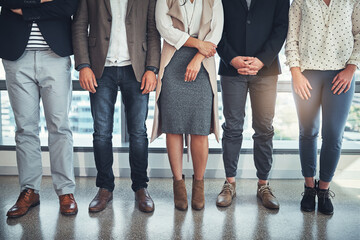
left=26, top=23, right=49, bottom=49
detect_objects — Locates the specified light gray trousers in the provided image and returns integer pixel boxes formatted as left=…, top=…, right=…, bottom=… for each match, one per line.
left=2, top=50, right=75, bottom=196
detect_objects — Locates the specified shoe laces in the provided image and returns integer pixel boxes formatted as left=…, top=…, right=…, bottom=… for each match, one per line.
left=258, top=185, right=275, bottom=197
left=317, top=189, right=335, bottom=199
left=220, top=182, right=234, bottom=195
left=301, top=187, right=317, bottom=197
left=17, top=189, right=32, bottom=204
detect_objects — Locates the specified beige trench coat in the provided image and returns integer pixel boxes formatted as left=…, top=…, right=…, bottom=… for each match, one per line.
left=151, top=0, right=220, bottom=142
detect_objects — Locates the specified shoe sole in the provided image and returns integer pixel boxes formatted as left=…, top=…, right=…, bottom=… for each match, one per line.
left=61, top=209, right=78, bottom=216
left=216, top=193, right=236, bottom=207
left=318, top=210, right=334, bottom=215
left=7, top=201, right=40, bottom=218
left=88, top=198, right=113, bottom=213
left=301, top=207, right=315, bottom=212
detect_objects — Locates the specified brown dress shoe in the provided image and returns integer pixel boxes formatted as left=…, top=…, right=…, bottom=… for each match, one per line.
left=191, top=175, right=205, bottom=210
left=135, top=188, right=154, bottom=213
left=89, top=188, right=113, bottom=213
left=257, top=183, right=280, bottom=209
left=59, top=193, right=78, bottom=215
left=173, top=175, right=188, bottom=211
left=216, top=180, right=236, bottom=207
left=7, top=189, right=40, bottom=218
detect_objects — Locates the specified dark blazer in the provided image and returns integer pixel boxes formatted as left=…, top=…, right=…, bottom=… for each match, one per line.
left=72, top=0, right=161, bottom=82
left=217, top=0, right=289, bottom=76
left=0, top=0, right=78, bottom=61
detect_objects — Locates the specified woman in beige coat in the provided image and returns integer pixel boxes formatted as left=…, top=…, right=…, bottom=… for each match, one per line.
left=152, top=0, right=223, bottom=210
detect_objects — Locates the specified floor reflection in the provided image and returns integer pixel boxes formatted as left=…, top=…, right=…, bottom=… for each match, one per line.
left=0, top=177, right=359, bottom=240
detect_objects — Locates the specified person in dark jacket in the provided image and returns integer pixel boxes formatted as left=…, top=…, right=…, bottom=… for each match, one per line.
left=0, top=0, right=79, bottom=217
left=216, top=0, right=289, bottom=210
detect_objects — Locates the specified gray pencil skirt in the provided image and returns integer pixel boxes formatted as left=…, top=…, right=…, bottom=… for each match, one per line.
left=159, top=47, right=213, bottom=135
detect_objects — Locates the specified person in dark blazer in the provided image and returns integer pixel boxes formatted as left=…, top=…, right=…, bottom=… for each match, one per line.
left=72, top=0, right=161, bottom=213
left=216, top=0, right=289, bottom=209
left=0, top=0, right=79, bottom=217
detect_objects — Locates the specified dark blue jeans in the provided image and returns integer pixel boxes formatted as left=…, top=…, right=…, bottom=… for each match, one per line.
left=293, top=70, right=355, bottom=182
left=90, top=66, right=149, bottom=192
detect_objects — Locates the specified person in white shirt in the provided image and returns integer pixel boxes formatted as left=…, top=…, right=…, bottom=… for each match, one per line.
left=286, top=0, right=360, bottom=215
left=151, top=0, right=223, bottom=210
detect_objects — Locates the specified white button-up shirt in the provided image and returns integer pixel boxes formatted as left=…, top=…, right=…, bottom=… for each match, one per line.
left=155, top=0, right=224, bottom=50
left=105, top=0, right=131, bottom=67
left=285, top=0, right=360, bottom=71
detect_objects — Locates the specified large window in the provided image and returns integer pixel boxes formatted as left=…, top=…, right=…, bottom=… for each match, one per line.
left=0, top=51, right=360, bottom=148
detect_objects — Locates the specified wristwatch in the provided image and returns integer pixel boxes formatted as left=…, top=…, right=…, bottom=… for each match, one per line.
left=146, top=66, right=159, bottom=74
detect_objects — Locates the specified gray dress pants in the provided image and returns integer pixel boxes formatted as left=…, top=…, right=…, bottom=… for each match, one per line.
left=221, top=74, right=277, bottom=180
left=2, top=50, right=75, bottom=195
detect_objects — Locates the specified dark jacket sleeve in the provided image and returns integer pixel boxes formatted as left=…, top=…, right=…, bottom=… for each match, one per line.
left=145, top=0, right=161, bottom=69
left=255, top=0, right=289, bottom=67
left=217, top=30, right=239, bottom=67
left=21, top=0, right=78, bottom=21
left=0, top=0, right=40, bottom=9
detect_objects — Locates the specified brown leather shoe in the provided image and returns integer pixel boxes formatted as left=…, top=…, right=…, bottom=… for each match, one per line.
left=135, top=188, right=154, bottom=213
left=191, top=175, right=205, bottom=210
left=216, top=180, right=236, bottom=207
left=59, top=193, right=78, bottom=215
left=89, top=188, right=113, bottom=213
left=7, top=189, right=40, bottom=218
left=173, top=175, right=188, bottom=211
left=257, top=183, right=280, bottom=209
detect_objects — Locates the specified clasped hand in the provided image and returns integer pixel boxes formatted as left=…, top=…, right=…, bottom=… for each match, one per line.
left=231, top=56, right=264, bottom=75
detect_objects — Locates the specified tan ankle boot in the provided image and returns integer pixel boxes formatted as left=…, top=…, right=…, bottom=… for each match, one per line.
left=173, top=175, right=188, bottom=211
left=191, top=175, right=205, bottom=210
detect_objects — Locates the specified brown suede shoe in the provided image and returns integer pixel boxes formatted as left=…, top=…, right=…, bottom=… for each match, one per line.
left=173, top=175, right=188, bottom=211
left=89, top=188, right=113, bottom=213
left=191, top=176, right=205, bottom=210
left=135, top=188, right=154, bottom=213
left=216, top=180, right=236, bottom=207
left=7, top=189, right=40, bottom=218
left=59, top=194, right=78, bottom=215
left=257, top=183, right=280, bottom=209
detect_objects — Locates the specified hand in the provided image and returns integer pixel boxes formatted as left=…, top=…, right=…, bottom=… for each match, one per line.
left=79, top=67, right=98, bottom=93
left=196, top=40, right=217, bottom=58
left=291, top=68, right=312, bottom=100
left=185, top=54, right=203, bottom=82
left=331, top=64, right=356, bottom=95
left=11, top=9, right=23, bottom=15
left=141, top=71, right=157, bottom=94
left=231, top=56, right=257, bottom=75
left=249, top=57, right=264, bottom=72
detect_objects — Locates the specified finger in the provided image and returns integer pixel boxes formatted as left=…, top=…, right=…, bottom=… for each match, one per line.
left=141, top=76, right=146, bottom=90
left=247, top=70, right=258, bottom=75
left=306, top=81, right=312, bottom=90
left=192, top=71, right=198, bottom=81
left=88, top=79, right=96, bottom=93
left=192, top=72, right=198, bottom=81
left=93, top=75, right=98, bottom=88
left=299, top=87, right=309, bottom=100
left=185, top=70, right=189, bottom=82
left=333, top=82, right=343, bottom=94
left=304, top=85, right=311, bottom=99
left=332, top=74, right=339, bottom=84
left=247, top=64, right=258, bottom=71
left=296, top=88, right=305, bottom=100
left=331, top=78, right=341, bottom=90
left=344, top=82, right=351, bottom=93
left=337, top=84, right=347, bottom=95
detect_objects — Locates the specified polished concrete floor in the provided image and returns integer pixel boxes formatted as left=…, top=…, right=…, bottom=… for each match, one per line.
left=0, top=176, right=359, bottom=240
